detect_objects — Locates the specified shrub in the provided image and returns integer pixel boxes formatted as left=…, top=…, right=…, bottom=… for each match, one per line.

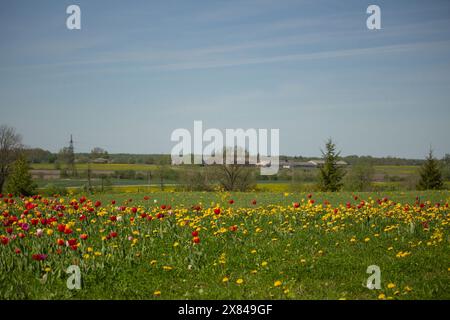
left=4, top=155, right=36, bottom=196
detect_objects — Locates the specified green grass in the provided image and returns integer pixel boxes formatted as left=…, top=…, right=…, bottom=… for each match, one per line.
left=1, top=191, right=449, bottom=299
left=373, top=165, right=420, bottom=175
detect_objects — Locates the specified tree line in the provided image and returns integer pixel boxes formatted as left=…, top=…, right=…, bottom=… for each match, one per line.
left=0, top=124, right=448, bottom=195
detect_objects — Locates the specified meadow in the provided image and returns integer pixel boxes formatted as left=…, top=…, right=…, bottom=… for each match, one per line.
left=0, top=190, right=449, bottom=300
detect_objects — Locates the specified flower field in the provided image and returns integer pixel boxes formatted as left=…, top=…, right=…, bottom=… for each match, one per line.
left=1, top=191, right=449, bottom=300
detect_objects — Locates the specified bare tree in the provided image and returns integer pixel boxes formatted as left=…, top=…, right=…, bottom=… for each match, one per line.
left=214, top=164, right=256, bottom=191
left=0, top=125, right=23, bottom=191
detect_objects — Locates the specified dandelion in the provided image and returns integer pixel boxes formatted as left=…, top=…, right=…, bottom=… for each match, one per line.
left=153, top=290, right=161, bottom=296
left=396, top=251, right=411, bottom=258
left=222, top=277, right=229, bottom=283
left=274, top=280, right=282, bottom=287
left=404, top=286, right=413, bottom=292
left=236, top=278, right=244, bottom=285
left=387, top=283, right=396, bottom=289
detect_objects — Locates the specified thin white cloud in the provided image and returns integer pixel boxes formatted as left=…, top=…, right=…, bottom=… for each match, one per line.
left=148, top=40, right=450, bottom=72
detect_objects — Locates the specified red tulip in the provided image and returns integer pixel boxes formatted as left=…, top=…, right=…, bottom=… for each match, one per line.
left=0, top=236, right=9, bottom=245
left=229, top=199, right=234, bottom=204
left=214, top=208, right=221, bottom=215
left=191, top=230, right=199, bottom=237
left=252, top=199, right=257, bottom=205
left=293, top=202, right=300, bottom=208
left=32, top=254, right=47, bottom=261
left=193, top=236, right=200, bottom=244
left=80, top=234, right=88, bottom=240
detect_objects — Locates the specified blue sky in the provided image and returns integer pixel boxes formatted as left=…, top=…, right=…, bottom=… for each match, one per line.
left=1, top=0, right=450, bottom=158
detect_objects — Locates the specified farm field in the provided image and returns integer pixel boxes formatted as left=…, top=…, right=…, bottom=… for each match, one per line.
left=1, top=191, right=449, bottom=300
left=30, top=163, right=420, bottom=174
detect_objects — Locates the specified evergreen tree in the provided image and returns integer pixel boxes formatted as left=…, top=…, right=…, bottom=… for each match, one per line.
left=5, top=155, right=36, bottom=196
left=417, top=148, right=443, bottom=190
left=318, top=138, right=346, bottom=192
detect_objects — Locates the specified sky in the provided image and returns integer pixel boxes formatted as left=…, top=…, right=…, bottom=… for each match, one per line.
left=1, top=0, right=450, bottom=159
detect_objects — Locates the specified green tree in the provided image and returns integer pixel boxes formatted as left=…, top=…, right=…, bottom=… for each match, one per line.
left=318, top=138, right=346, bottom=192
left=417, top=148, right=443, bottom=190
left=4, top=155, right=36, bottom=196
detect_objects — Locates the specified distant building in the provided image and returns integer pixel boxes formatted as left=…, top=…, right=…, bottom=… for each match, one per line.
left=281, top=160, right=315, bottom=169
left=92, top=157, right=109, bottom=164
left=307, top=160, right=348, bottom=167
left=256, top=160, right=271, bottom=167
left=280, top=159, right=348, bottom=169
